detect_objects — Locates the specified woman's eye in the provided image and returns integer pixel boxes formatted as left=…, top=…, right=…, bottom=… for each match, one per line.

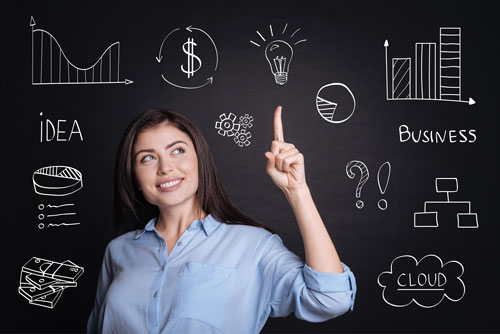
left=173, top=147, right=185, bottom=155
left=140, top=155, right=154, bottom=163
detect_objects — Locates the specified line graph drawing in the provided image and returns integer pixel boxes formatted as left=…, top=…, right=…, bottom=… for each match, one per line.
left=384, top=27, right=474, bottom=105
left=30, top=17, right=133, bottom=85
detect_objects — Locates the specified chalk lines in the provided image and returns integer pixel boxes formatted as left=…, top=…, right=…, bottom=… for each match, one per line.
left=33, top=166, right=83, bottom=229
left=30, top=17, right=132, bottom=86
left=384, top=27, right=475, bottom=105
left=414, top=177, right=479, bottom=228
left=250, top=23, right=306, bottom=85
left=215, top=113, right=254, bottom=147
left=19, top=257, right=84, bottom=309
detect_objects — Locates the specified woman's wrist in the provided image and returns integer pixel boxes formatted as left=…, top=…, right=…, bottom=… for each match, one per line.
left=282, top=184, right=311, bottom=206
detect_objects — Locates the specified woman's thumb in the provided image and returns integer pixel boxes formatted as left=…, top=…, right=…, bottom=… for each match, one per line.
left=264, top=152, right=275, bottom=173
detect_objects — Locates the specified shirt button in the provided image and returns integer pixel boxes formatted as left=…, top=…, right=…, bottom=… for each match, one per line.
left=153, top=291, right=158, bottom=298
left=177, top=241, right=182, bottom=246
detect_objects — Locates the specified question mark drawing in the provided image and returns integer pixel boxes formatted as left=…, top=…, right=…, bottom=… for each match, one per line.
left=346, top=160, right=369, bottom=209
left=377, top=161, right=391, bottom=210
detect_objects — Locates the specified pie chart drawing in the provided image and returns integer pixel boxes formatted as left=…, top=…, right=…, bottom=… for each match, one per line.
left=32, top=166, right=83, bottom=196
left=316, top=83, right=356, bottom=124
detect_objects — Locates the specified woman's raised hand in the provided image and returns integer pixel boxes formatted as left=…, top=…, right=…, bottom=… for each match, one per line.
left=264, top=106, right=307, bottom=193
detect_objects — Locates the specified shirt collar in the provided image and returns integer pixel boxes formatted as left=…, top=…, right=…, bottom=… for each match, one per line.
left=134, top=213, right=219, bottom=239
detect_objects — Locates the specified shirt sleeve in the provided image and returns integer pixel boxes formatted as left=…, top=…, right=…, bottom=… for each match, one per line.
left=87, top=245, right=114, bottom=334
left=259, top=234, right=356, bottom=322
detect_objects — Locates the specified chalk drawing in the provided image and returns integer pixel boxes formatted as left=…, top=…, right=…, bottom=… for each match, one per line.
left=18, top=257, right=84, bottom=309
left=398, top=124, right=477, bottom=144
left=32, top=166, right=83, bottom=196
left=346, top=160, right=369, bottom=209
left=38, top=212, right=76, bottom=219
left=234, top=129, right=252, bottom=147
left=378, top=254, right=465, bottom=308
left=384, top=27, right=475, bottom=105
left=36, top=203, right=79, bottom=229
left=239, top=114, right=254, bottom=129
left=39, top=112, right=83, bottom=142
left=46, top=222, right=80, bottom=228
left=215, top=113, right=254, bottom=147
left=215, top=113, right=241, bottom=137
left=30, top=17, right=132, bottom=85
left=377, top=162, right=391, bottom=210
left=414, top=177, right=479, bottom=228
left=157, top=26, right=218, bottom=89
left=250, top=23, right=306, bottom=85
left=316, top=83, right=356, bottom=124
left=38, top=203, right=74, bottom=210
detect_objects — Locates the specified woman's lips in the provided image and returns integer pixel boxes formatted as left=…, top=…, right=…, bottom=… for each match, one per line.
left=157, top=178, right=183, bottom=192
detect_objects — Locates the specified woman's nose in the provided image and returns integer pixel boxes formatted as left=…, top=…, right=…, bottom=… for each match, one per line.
left=157, top=158, right=173, bottom=175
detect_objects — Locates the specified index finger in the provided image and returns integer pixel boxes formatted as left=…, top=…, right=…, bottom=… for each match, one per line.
left=273, top=106, right=284, bottom=142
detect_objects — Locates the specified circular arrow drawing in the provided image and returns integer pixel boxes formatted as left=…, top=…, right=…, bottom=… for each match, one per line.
left=157, top=26, right=218, bottom=89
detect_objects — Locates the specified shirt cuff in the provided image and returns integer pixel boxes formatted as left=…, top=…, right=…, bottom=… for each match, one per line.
left=303, top=262, right=357, bottom=310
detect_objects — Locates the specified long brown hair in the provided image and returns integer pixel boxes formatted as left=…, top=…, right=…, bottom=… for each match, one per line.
left=113, top=109, right=274, bottom=234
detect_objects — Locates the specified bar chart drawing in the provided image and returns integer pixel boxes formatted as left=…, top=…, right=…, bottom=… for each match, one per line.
left=384, top=27, right=474, bottom=105
left=30, top=17, right=133, bottom=85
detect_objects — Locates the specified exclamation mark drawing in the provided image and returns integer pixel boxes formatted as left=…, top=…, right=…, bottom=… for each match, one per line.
left=377, top=162, right=391, bottom=210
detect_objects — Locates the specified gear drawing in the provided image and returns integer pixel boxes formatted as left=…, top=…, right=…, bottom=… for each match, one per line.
left=215, top=113, right=240, bottom=137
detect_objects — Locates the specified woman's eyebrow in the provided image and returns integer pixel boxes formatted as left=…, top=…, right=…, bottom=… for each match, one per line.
left=134, top=140, right=188, bottom=158
left=134, top=148, right=154, bottom=159
left=166, top=140, right=188, bottom=149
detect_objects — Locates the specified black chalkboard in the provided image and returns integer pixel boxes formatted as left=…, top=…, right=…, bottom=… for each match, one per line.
left=3, top=0, right=498, bottom=332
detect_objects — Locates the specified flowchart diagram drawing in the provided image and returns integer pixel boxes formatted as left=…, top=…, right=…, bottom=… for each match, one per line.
left=414, top=177, right=478, bottom=228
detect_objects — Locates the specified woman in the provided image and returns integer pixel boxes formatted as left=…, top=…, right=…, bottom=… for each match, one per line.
left=87, top=106, right=356, bottom=333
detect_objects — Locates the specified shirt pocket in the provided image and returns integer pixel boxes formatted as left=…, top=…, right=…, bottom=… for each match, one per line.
left=169, top=261, right=235, bottom=329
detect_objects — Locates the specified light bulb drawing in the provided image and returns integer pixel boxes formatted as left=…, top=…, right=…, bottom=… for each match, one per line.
left=265, top=40, right=293, bottom=85
left=250, top=23, right=306, bottom=85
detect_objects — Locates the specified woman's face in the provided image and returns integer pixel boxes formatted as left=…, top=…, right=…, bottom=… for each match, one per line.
left=133, top=122, right=199, bottom=211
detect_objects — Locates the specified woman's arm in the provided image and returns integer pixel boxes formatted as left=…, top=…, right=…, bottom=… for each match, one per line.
left=264, top=106, right=343, bottom=273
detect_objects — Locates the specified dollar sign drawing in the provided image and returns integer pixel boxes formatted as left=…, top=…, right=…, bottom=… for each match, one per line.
left=181, top=38, right=202, bottom=78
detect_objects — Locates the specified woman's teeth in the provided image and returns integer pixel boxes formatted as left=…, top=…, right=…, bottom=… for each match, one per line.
left=159, top=179, right=181, bottom=188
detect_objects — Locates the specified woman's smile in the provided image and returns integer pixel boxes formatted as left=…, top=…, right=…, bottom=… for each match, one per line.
left=157, top=177, right=184, bottom=192
left=133, top=122, right=200, bottom=210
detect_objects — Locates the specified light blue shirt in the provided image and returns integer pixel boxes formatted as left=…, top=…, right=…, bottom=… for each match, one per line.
left=87, top=214, right=356, bottom=333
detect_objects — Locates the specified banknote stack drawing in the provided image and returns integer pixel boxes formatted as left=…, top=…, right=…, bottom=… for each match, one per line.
left=18, top=257, right=84, bottom=309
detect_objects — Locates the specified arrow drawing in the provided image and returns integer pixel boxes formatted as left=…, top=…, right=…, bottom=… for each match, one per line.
left=157, top=25, right=218, bottom=89
left=161, top=75, right=213, bottom=89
